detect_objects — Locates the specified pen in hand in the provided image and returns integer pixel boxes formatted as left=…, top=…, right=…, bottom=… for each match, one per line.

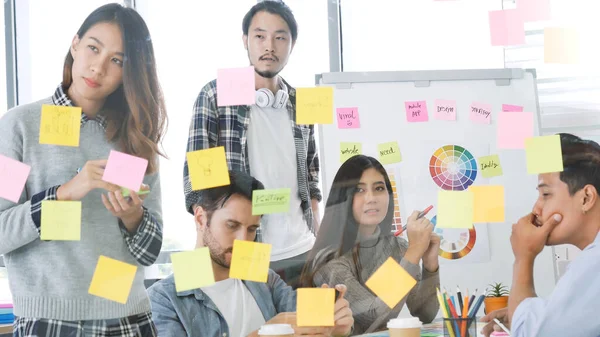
left=394, top=205, right=434, bottom=236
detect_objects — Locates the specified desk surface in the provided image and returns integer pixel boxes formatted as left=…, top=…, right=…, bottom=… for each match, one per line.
left=0, top=324, right=11, bottom=334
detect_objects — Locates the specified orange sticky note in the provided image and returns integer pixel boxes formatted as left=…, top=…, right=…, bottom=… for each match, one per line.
left=171, top=248, right=215, bottom=292
left=88, top=256, right=137, bottom=304
left=39, top=105, right=82, bottom=147
left=470, top=185, right=505, bottom=223
left=229, top=240, right=272, bottom=283
left=40, top=200, right=81, bottom=241
left=297, top=288, right=335, bottom=327
left=296, top=87, right=334, bottom=124
left=365, top=257, right=417, bottom=308
left=187, top=147, right=230, bottom=190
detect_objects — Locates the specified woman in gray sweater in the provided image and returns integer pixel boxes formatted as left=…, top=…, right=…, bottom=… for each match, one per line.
left=300, top=155, right=440, bottom=334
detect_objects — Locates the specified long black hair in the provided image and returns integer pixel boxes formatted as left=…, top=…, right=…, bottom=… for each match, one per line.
left=299, top=155, right=395, bottom=287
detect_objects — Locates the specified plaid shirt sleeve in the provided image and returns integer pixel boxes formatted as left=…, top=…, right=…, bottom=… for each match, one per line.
left=30, top=185, right=61, bottom=235
left=118, top=206, right=162, bottom=267
left=306, top=125, right=322, bottom=202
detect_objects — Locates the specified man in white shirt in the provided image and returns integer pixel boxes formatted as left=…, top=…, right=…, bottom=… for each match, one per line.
left=150, top=171, right=353, bottom=337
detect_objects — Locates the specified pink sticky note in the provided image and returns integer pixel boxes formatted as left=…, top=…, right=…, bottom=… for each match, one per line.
left=470, top=103, right=493, bottom=124
left=497, top=111, right=534, bottom=149
left=405, top=101, right=429, bottom=122
left=216, top=66, right=256, bottom=107
left=502, top=104, right=524, bottom=112
left=336, top=107, right=360, bottom=129
left=0, top=154, right=31, bottom=203
left=434, top=99, right=457, bottom=121
left=517, top=0, right=551, bottom=22
left=489, top=9, right=525, bottom=46
left=102, top=150, right=148, bottom=192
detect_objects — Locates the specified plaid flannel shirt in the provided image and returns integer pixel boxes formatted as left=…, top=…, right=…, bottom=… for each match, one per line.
left=28, top=85, right=163, bottom=267
left=183, top=78, right=322, bottom=240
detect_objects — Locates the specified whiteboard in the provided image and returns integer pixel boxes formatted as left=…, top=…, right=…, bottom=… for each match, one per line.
left=316, top=69, right=556, bottom=309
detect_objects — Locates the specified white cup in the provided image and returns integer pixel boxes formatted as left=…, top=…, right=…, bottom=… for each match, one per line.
left=258, top=324, right=295, bottom=337
left=387, top=317, right=423, bottom=337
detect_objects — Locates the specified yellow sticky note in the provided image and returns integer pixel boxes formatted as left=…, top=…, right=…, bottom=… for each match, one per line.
left=365, top=257, right=417, bottom=308
left=229, top=240, right=272, bottom=283
left=544, top=27, right=579, bottom=64
left=340, top=142, right=362, bottom=163
left=437, top=190, right=474, bottom=228
left=470, top=185, right=505, bottom=223
left=187, top=147, right=230, bottom=190
left=171, top=248, right=215, bottom=292
left=378, top=141, right=402, bottom=165
left=88, top=256, right=137, bottom=304
left=252, top=188, right=291, bottom=215
left=525, top=135, right=564, bottom=174
left=39, top=104, right=82, bottom=147
left=478, top=154, right=503, bottom=178
left=40, top=200, right=81, bottom=241
left=296, top=87, right=334, bottom=124
left=297, top=288, right=335, bottom=327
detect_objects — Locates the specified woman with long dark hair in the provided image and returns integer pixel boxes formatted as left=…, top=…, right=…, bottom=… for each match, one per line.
left=300, top=155, right=440, bottom=334
left=0, top=4, right=166, bottom=336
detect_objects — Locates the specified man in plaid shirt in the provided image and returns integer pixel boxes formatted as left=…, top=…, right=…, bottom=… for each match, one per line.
left=183, top=1, right=321, bottom=287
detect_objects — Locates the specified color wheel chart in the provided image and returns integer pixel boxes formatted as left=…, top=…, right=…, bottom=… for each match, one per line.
left=431, top=215, right=477, bottom=260
left=388, top=171, right=402, bottom=232
left=429, top=145, right=477, bottom=191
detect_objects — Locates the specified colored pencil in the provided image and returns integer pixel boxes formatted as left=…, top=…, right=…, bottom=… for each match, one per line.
left=445, top=291, right=461, bottom=336
left=468, top=289, right=477, bottom=311
left=456, top=286, right=464, bottom=314
left=437, top=288, right=456, bottom=337
left=461, top=289, right=469, bottom=337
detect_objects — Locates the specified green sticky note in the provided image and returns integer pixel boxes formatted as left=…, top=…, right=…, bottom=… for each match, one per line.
left=525, top=135, right=564, bottom=174
left=252, top=188, right=291, bottom=215
left=437, top=190, right=474, bottom=228
left=378, top=141, right=402, bottom=165
left=171, top=247, right=215, bottom=292
left=41, top=200, right=82, bottom=240
left=478, top=154, right=503, bottom=178
left=340, top=142, right=362, bottom=163
left=121, top=187, right=150, bottom=197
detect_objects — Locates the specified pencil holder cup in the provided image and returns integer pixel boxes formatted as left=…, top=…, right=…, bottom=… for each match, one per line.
left=443, top=317, right=477, bottom=337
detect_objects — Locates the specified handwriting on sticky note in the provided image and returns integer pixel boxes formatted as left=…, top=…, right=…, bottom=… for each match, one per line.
left=187, top=147, right=230, bottom=191
left=525, top=135, right=564, bottom=174
left=470, top=185, right=505, bottom=223
left=470, top=103, right=492, bottom=124
left=378, top=142, right=402, bottom=165
left=497, top=112, right=534, bottom=149
left=544, top=27, right=579, bottom=64
left=229, top=240, right=272, bottom=283
left=88, top=256, right=137, bottom=304
left=216, top=67, right=255, bottom=107
left=517, top=0, right=551, bottom=22
left=102, top=150, right=148, bottom=192
left=340, top=142, right=362, bottom=163
left=365, top=257, right=417, bottom=308
left=296, top=87, right=334, bottom=125
left=434, top=99, right=457, bottom=121
left=39, top=105, right=82, bottom=147
left=336, top=107, right=360, bottom=129
left=437, top=190, right=474, bottom=228
left=478, top=155, right=503, bottom=178
left=252, top=188, right=291, bottom=215
left=502, top=104, right=524, bottom=112
left=297, top=288, right=335, bottom=327
left=40, top=201, right=81, bottom=241
left=405, top=101, right=429, bottom=122
left=171, top=248, right=215, bottom=292
left=488, top=9, right=525, bottom=46
left=0, top=154, right=31, bottom=203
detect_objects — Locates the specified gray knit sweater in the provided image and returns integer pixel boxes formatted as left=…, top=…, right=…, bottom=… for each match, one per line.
left=313, top=230, right=440, bottom=335
left=0, top=96, right=163, bottom=320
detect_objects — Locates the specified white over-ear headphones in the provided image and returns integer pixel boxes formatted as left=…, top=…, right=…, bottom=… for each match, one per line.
left=255, top=80, right=289, bottom=109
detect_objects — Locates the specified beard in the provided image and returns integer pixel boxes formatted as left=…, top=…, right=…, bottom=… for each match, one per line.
left=203, top=226, right=233, bottom=269
left=249, top=51, right=282, bottom=79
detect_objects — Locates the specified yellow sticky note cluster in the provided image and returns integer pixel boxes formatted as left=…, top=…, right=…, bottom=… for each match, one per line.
left=229, top=240, right=272, bottom=283
left=171, top=248, right=215, bottom=292
left=88, top=256, right=137, bottom=304
left=366, top=257, right=416, bottom=308
left=470, top=185, right=505, bottom=223
left=297, top=288, right=335, bottom=327
left=437, top=190, right=474, bottom=228
left=187, top=147, right=230, bottom=191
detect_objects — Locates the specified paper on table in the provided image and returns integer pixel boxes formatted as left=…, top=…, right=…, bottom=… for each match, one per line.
left=296, top=87, right=334, bottom=124
left=216, top=66, right=255, bottom=107
left=40, top=200, right=82, bottom=241
left=187, top=147, right=230, bottom=190
left=437, top=190, right=474, bottom=228
left=171, top=248, right=215, bottom=292
left=377, top=142, right=402, bottom=165
left=365, top=257, right=417, bottom=308
left=336, top=107, right=360, bottom=129
left=470, top=185, right=505, bottom=223
left=488, top=9, right=525, bottom=46
left=0, top=154, right=31, bottom=203
left=405, top=100, right=429, bottom=122
left=252, top=188, right=291, bottom=215
left=229, top=240, right=272, bottom=283
left=102, top=150, right=148, bottom=192
left=39, top=105, right=82, bottom=147
left=478, top=154, right=503, bottom=178
left=88, top=256, right=137, bottom=304
left=497, top=111, right=534, bottom=149
left=525, top=135, right=564, bottom=174
left=297, top=288, right=335, bottom=327
left=340, top=142, right=362, bottom=163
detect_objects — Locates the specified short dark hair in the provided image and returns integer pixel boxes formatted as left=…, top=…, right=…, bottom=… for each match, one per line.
left=242, top=1, right=298, bottom=43
left=186, top=171, right=265, bottom=217
left=559, top=133, right=600, bottom=195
